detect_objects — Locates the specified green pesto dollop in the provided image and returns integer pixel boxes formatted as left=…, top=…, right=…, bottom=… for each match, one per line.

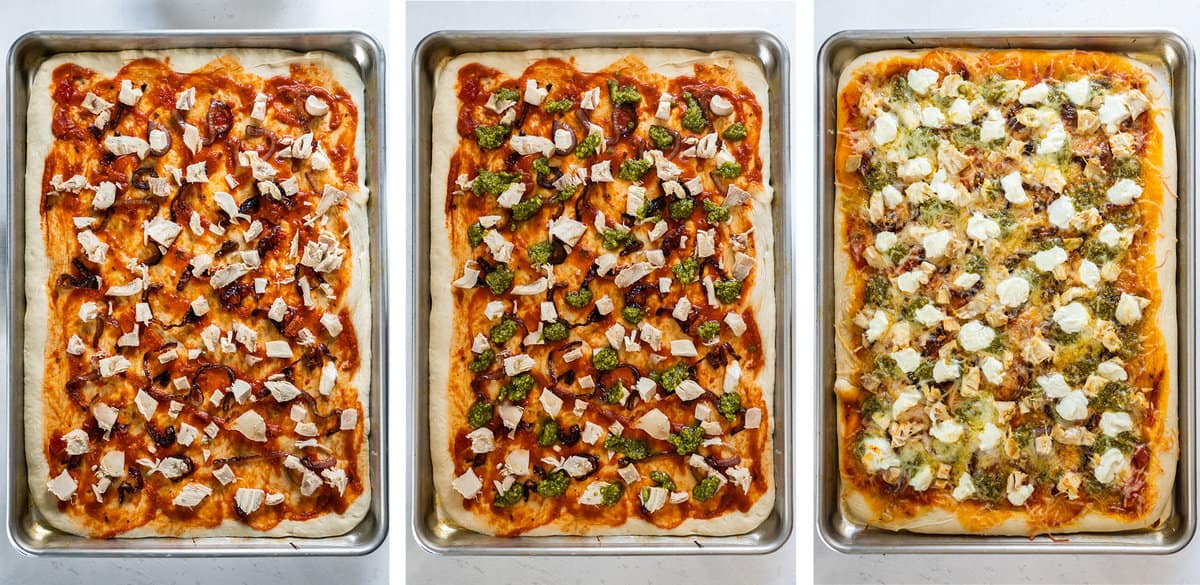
left=510, top=196, right=544, bottom=222
left=681, top=92, right=707, bottom=132
left=575, top=132, right=602, bottom=158
left=543, top=98, right=573, bottom=113
left=667, top=424, right=705, bottom=455
left=493, top=481, right=524, bottom=507
left=553, top=183, right=578, bottom=202
left=484, top=265, right=514, bottom=295
left=532, top=156, right=551, bottom=176
left=864, top=274, right=890, bottom=306
left=499, top=372, right=535, bottom=402
left=608, top=80, right=643, bottom=105
left=536, top=469, right=570, bottom=497
left=657, top=362, right=690, bottom=392
left=714, top=279, right=743, bottom=304
left=467, top=223, right=485, bottom=247
left=474, top=125, right=509, bottom=150
left=527, top=240, right=553, bottom=266
left=717, top=391, right=742, bottom=422
left=703, top=199, right=730, bottom=223
left=601, top=227, right=635, bottom=250
left=542, top=321, right=569, bottom=342
left=536, top=418, right=560, bottom=447
left=672, top=257, right=700, bottom=284
left=564, top=287, right=593, bottom=309
left=649, top=470, right=676, bottom=491
left=648, top=125, right=675, bottom=150
left=601, top=380, right=625, bottom=404
left=489, top=319, right=519, bottom=344
left=697, top=320, right=721, bottom=342
left=721, top=122, right=747, bottom=141
left=621, top=305, right=645, bottom=325
left=467, top=348, right=495, bottom=373
left=692, top=476, right=722, bottom=501
left=592, top=347, right=619, bottom=371
left=669, top=198, right=695, bottom=220
left=472, top=169, right=521, bottom=196
left=604, top=435, right=650, bottom=461
left=467, top=401, right=493, bottom=429
left=617, top=158, right=654, bottom=181
left=600, top=481, right=625, bottom=506
left=713, top=162, right=743, bottom=179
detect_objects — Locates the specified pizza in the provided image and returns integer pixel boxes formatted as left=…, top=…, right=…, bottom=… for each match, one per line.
left=833, top=49, right=1178, bottom=535
left=23, top=49, right=372, bottom=538
left=428, top=49, right=775, bottom=536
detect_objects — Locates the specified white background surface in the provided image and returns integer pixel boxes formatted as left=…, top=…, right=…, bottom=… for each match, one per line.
left=814, top=0, right=1197, bottom=583
left=404, top=2, right=797, bottom=584
left=0, top=1, right=390, bottom=584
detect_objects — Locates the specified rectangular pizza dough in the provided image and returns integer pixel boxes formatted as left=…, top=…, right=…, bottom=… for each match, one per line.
left=429, top=48, right=777, bottom=536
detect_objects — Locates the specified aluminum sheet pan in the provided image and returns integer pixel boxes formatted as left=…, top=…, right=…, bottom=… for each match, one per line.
left=5, top=29, right=388, bottom=556
left=410, top=30, right=792, bottom=555
left=816, top=29, right=1195, bottom=554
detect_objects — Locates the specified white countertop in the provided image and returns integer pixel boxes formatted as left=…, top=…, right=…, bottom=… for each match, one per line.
left=404, top=2, right=796, bottom=584
left=814, top=0, right=1198, bottom=583
left=0, top=1, right=389, bottom=584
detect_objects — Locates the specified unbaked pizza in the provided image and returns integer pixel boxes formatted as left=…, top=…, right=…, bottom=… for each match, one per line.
left=429, top=49, right=776, bottom=536
left=834, top=49, right=1178, bottom=535
left=23, top=49, right=372, bottom=538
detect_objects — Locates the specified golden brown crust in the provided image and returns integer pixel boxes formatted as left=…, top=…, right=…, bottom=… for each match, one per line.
left=833, top=48, right=1177, bottom=536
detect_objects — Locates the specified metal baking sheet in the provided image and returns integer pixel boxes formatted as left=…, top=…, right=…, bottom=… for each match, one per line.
left=4, top=30, right=388, bottom=556
left=816, top=29, right=1195, bottom=554
left=410, top=30, right=792, bottom=555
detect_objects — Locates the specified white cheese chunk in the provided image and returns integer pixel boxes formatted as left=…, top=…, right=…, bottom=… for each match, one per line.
left=1056, top=389, right=1090, bottom=421
left=957, top=321, right=995, bottom=352
left=47, top=470, right=78, bottom=502
left=965, top=213, right=1000, bottom=241
left=1115, top=292, right=1145, bottom=325
left=996, top=276, right=1030, bottom=308
left=1031, top=246, right=1068, bottom=272
left=1106, top=178, right=1142, bottom=205
left=1053, top=301, right=1090, bottom=334
left=1000, top=171, right=1028, bottom=204
left=861, top=437, right=900, bottom=472
left=1094, top=448, right=1129, bottom=484
left=906, top=68, right=939, bottom=95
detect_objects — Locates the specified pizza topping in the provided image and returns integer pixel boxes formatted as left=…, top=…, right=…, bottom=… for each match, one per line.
left=47, top=470, right=78, bottom=501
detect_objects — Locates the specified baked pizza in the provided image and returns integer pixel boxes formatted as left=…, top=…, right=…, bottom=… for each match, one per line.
left=23, top=49, right=372, bottom=538
left=834, top=49, right=1178, bottom=535
left=429, top=49, right=775, bottom=536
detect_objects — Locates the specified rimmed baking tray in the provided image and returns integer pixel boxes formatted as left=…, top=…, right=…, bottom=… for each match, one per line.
left=4, top=30, right=388, bottom=556
left=410, top=30, right=792, bottom=555
left=816, top=29, right=1196, bottom=554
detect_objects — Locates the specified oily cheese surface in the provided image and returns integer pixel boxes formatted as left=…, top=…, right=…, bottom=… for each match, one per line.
left=429, top=48, right=776, bottom=536
left=25, top=48, right=372, bottom=538
left=833, top=48, right=1177, bottom=536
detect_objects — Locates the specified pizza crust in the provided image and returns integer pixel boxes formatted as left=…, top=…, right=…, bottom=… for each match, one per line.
left=23, top=48, right=372, bottom=538
left=428, top=48, right=776, bottom=536
left=833, top=49, right=1179, bottom=535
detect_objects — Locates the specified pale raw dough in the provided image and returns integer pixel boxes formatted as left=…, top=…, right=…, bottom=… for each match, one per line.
left=23, top=48, right=373, bottom=538
left=428, top=48, right=776, bottom=536
left=833, top=49, right=1178, bottom=535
